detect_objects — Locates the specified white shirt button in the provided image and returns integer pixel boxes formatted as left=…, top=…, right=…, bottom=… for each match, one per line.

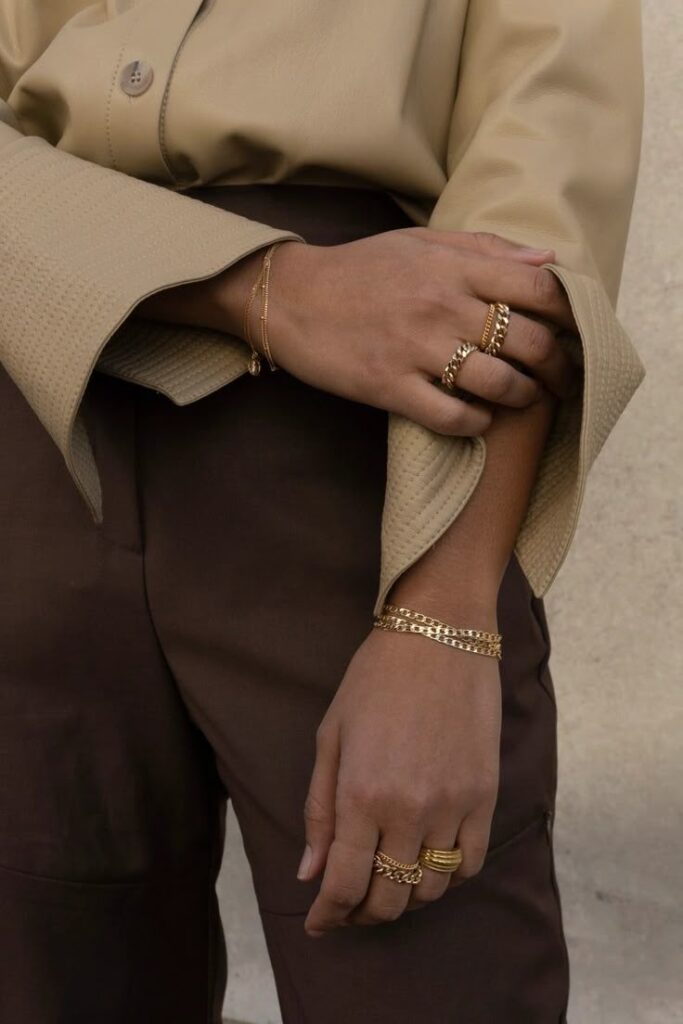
left=120, top=60, right=154, bottom=97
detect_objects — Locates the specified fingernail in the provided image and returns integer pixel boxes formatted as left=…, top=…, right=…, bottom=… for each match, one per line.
left=297, top=844, right=313, bottom=880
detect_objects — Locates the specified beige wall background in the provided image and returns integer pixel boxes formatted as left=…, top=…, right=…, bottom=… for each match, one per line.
left=219, top=3, right=683, bottom=1021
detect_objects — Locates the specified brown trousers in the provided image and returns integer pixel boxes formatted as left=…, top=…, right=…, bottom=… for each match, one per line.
left=0, top=185, right=569, bottom=1023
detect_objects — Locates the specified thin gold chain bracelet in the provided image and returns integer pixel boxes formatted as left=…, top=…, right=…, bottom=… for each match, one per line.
left=243, top=242, right=281, bottom=376
left=373, top=603, right=502, bottom=660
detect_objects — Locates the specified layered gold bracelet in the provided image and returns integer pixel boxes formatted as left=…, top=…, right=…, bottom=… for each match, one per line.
left=243, top=242, right=281, bottom=376
left=373, top=603, right=502, bottom=660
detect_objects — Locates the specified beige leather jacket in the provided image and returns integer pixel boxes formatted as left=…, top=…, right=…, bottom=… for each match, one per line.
left=0, top=0, right=645, bottom=612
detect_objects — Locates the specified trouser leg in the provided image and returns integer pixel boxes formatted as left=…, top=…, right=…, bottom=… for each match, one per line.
left=0, top=369, right=226, bottom=1024
left=0, top=180, right=570, bottom=1022
left=137, top=365, right=570, bottom=1024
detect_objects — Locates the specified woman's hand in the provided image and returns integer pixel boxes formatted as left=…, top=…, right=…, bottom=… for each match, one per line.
left=138, top=227, right=579, bottom=437
left=219, top=228, right=578, bottom=437
left=298, top=621, right=502, bottom=936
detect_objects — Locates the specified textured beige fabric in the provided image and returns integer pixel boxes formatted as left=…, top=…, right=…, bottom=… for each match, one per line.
left=0, top=0, right=645, bottom=614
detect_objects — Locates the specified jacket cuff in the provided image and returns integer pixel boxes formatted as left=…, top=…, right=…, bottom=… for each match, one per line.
left=0, top=125, right=301, bottom=519
left=375, top=269, right=645, bottom=614
left=514, top=266, right=645, bottom=595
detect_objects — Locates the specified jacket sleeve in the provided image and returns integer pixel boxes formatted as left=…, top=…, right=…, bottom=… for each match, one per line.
left=378, top=0, right=646, bottom=609
left=0, top=5, right=302, bottom=521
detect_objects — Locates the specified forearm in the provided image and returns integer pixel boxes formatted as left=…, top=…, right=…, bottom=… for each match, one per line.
left=135, top=241, right=559, bottom=634
left=387, top=392, right=556, bottom=622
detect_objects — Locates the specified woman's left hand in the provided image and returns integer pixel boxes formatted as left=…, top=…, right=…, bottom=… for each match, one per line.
left=299, top=621, right=502, bottom=936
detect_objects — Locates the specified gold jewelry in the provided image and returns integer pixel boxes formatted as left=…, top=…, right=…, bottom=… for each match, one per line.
left=243, top=242, right=281, bottom=375
left=258, top=242, right=280, bottom=372
left=418, top=845, right=464, bottom=874
left=481, top=302, right=511, bottom=357
left=440, top=341, right=478, bottom=391
left=375, top=613, right=502, bottom=659
left=374, top=603, right=502, bottom=660
left=372, top=849, right=423, bottom=885
left=480, top=302, right=497, bottom=350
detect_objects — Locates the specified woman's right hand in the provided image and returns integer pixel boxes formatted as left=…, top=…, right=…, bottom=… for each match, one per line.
left=247, top=228, right=579, bottom=437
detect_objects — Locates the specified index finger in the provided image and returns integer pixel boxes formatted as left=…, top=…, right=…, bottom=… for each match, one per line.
left=468, top=262, right=576, bottom=332
left=304, top=817, right=379, bottom=937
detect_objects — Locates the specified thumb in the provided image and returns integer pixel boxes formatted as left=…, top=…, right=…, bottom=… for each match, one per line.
left=459, top=231, right=555, bottom=265
left=298, top=725, right=340, bottom=881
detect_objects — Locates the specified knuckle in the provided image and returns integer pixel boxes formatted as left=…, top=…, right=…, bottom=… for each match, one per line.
left=525, top=320, right=554, bottom=364
left=402, top=225, right=427, bottom=241
left=362, top=347, right=392, bottom=391
left=322, top=881, right=363, bottom=911
left=366, top=901, right=404, bottom=924
left=340, top=780, right=377, bottom=813
left=425, top=782, right=459, bottom=809
left=429, top=401, right=465, bottom=436
left=459, top=852, right=486, bottom=879
left=473, top=230, right=504, bottom=251
left=347, top=782, right=429, bottom=824
left=459, top=776, right=497, bottom=810
left=481, top=359, right=513, bottom=401
left=526, top=334, right=553, bottom=367
left=472, top=408, right=494, bottom=436
left=449, top=405, right=491, bottom=438
left=412, top=273, right=448, bottom=316
left=468, top=842, right=490, bottom=869
left=415, top=888, right=445, bottom=905
left=533, top=268, right=558, bottom=306
left=397, top=788, right=431, bottom=824
left=303, top=791, right=331, bottom=825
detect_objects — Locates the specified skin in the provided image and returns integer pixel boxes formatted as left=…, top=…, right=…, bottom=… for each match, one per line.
left=137, top=227, right=578, bottom=936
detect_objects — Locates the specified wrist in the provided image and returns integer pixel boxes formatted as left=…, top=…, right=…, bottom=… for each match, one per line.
left=386, top=560, right=503, bottom=629
left=384, top=580, right=500, bottom=632
left=210, top=238, right=309, bottom=343
left=208, top=248, right=265, bottom=339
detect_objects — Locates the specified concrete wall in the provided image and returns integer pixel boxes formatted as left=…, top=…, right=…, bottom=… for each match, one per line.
left=544, top=2, right=683, bottom=1020
left=220, top=4, right=683, bottom=1021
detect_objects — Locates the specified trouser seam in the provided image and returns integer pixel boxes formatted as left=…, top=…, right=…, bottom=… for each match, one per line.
left=131, top=392, right=178, bottom=688
left=262, top=916, right=311, bottom=1024
left=543, top=812, right=571, bottom=1023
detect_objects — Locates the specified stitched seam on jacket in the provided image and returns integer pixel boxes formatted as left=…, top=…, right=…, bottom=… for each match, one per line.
left=105, top=8, right=146, bottom=171
left=525, top=267, right=594, bottom=595
left=158, top=0, right=208, bottom=184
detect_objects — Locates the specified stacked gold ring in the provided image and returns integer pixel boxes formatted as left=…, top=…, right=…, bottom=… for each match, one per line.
left=372, top=849, right=423, bottom=885
left=440, top=341, right=478, bottom=391
left=418, top=845, right=464, bottom=874
left=480, top=301, right=511, bottom=356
